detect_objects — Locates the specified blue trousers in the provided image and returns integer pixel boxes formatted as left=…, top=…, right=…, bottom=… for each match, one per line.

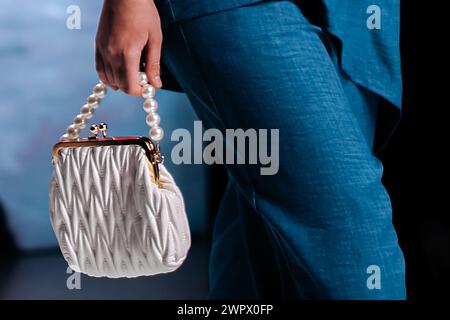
left=161, top=0, right=406, bottom=299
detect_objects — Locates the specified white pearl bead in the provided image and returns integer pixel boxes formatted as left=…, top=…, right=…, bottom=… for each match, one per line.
left=74, top=114, right=86, bottom=129
left=80, top=104, right=94, bottom=119
left=67, top=124, right=80, bottom=139
left=60, top=133, right=69, bottom=141
left=149, top=126, right=164, bottom=141
left=87, top=94, right=100, bottom=108
left=146, top=112, right=161, bottom=127
left=143, top=98, right=158, bottom=113
left=141, top=84, right=156, bottom=99
left=68, top=132, right=79, bottom=140
left=93, top=83, right=106, bottom=98
left=139, top=72, right=148, bottom=86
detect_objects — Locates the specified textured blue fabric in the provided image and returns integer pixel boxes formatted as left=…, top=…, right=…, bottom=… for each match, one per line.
left=160, top=0, right=406, bottom=299
left=155, top=0, right=402, bottom=110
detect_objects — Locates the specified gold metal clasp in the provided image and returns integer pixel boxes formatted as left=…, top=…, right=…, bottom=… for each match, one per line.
left=52, top=136, right=162, bottom=187
left=89, top=122, right=109, bottom=139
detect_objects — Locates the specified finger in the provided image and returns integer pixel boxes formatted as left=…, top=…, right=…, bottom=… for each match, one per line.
left=95, top=47, right=109, bottom=86
left=103, top=57, right=119, bottom=90
left=145, top=36, right=163, bottom=89
left=120, top=49, right=141, bottom=96
left=100, top=46, right=119, bottom=90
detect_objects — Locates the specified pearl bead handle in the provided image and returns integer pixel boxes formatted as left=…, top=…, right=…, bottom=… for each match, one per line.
left=61, top=72, right=163, bottom=146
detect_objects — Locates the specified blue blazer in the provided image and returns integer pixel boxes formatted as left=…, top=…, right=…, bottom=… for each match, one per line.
left=155, top=0, right=402, bottom=110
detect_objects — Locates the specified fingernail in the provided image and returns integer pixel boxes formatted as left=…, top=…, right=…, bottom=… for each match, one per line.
left=153, top=75, right=162, bottom=88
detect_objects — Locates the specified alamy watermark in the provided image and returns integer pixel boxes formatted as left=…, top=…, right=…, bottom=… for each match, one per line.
left=170, top=121, right=279, bottom=176
left=66, top=266, right=81, bottom=290
left=367, top=5, right=382, bottom=30
left=66, top=5, right=81, bottom=30
left=366, top=265, right=382, bottom=290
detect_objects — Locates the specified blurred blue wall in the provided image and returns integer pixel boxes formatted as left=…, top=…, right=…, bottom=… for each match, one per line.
left=0, top=0, right=209, bottom=249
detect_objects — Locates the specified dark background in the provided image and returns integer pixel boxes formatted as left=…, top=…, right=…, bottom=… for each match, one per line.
left=379, top=1, right=450, bottom=299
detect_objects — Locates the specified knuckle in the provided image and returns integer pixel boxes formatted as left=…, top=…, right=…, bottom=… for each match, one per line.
left=96, top=39, right=111, bottom=52
left=105, top=44, right=120, bottom=57
left=123, top=47, right=140, bottom=60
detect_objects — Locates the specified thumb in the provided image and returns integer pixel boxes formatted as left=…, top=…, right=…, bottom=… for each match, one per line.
left=145, top=37, right=163, bottom=89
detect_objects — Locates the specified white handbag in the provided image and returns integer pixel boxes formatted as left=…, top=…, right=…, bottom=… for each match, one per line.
left=49, top=74, right=191, bottom=278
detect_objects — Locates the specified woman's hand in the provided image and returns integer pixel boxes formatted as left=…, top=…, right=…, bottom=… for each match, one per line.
left=96, top=0, right=162, bottom=95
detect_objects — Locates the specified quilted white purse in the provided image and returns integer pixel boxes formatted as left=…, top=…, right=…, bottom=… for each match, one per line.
left=49, top=74, right=191, bottom=278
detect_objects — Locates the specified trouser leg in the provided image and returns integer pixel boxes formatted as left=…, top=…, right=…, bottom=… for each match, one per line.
left=162, top=0, right=406, bottom=299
